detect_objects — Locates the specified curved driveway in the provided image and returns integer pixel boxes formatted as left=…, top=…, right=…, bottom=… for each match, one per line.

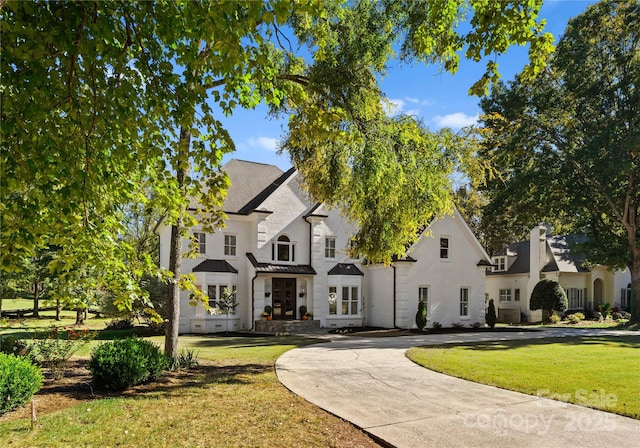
left=276, top=329, right=640, bottom=448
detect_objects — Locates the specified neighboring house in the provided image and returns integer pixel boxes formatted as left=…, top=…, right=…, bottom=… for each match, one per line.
left=485, top=225, right=632, bottom=323
left=157, top=159, right=492, bottom=333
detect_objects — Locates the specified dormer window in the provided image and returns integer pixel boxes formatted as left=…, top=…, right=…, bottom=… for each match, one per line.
left=493, top=256, right=506, bottom=272
left=272, top=235, right=295, bottom=262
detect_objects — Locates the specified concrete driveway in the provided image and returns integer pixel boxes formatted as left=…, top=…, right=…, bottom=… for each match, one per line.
left=276, top=329, right=640, bottom=448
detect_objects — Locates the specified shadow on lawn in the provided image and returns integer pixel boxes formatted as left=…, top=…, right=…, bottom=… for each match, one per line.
left=182, top=334, right=323, bottom=350
left=425, top=335, right=640, bottom=351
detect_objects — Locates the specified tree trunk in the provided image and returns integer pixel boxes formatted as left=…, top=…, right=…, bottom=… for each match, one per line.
left=165, top=218, right=183, bottom=358
left=55, top=298, right=61, bottom=321
left=164, top=126, right=190, bottom=359
left=75, top=307, right=84, bottom=325
left=33, top=282, right=40, bottom=318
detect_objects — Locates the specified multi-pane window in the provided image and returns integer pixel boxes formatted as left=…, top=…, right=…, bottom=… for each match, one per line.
left=499, top=288, right=512, bottom=302
left=194, top=232, right=206, bottom=255
left=459, top=288, right=469, bottom=316
left=224, top=234, right=236, bottom=256
left=514, top=288, right=520, bottom=302
left=566, top=288, right=586, bottom=309
left=341, top=286, right=359, bottom=315
left=493, top=257, right=506, bottom=272
left=440, top=237, right=450, bottom=259
left=419, top=286, right=429, bottom=317
left=328, top=287, right=337, bottom=315
left=621, top=286, right=631, bottom=309
left=325, top=237, right=336, bottom=258
left=273, top=235, right=295, bottom=262
left=207, top=284, right=237, bottom=313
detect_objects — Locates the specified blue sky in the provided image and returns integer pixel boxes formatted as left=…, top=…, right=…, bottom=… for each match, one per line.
left=221, top=0, right=598, bottom=170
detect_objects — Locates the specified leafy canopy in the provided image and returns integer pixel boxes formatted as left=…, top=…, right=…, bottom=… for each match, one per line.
left=2, top=0, right=554, bottom=304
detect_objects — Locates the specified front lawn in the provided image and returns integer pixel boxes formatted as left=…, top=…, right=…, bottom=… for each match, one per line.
left=0, top=334, right=380, bottom=448
left=407, top=335, right=640, bottom=419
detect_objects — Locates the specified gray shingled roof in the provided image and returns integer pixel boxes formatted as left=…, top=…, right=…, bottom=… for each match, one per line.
left=328, top=263, right=364, bottom=276
left=246, top=253, right=316, bottom=275
left=222, top=159, right=284, bottom=213
left=488, top=235, right=589, bottom=276
left=192, top=259, right=238, bottom=273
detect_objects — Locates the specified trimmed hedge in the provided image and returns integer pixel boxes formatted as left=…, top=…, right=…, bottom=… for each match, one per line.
left=89, top=337, right=167, bottom=391
left=0, top=353, right=43, bottom=415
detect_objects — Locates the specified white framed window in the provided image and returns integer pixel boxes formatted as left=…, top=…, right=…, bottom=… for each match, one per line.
left=499, top=288, right=512, bottom=302
left=325, top=236, right=336, bottom=258
left=272, top=235, right=295, bottom=262
left=440, top=237, right=450, bottom=259
left=493, top=256, right=506, bottom=272
left=460, top=288, right=469, bottom=316
left=566, top=287, right=586, bottom=309
left=207, top=284, right=237, bottom=314
left=341, top=286, right=359, bottom=315
left=514, top=288, right=520, bottom=302
left=224, top=234, right=236, bottom=256
left=328, top=286, right=337, bottom=315
left=194, top=232, right=206, bottom=255
left=418, top=286, right=429, bottom=317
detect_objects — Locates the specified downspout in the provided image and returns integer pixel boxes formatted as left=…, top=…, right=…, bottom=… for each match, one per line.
left=303, top=215, right=312, bottom=266
left=250, top=272, right=258, bottom=331
left=392, top=264, right=400, bottom=329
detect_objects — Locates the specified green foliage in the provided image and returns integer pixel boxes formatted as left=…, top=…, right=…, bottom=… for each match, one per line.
left=476, top=1, right=640, bottom=315
left=598, top=303, right=612, bottom=318
left=2, top=0, right=555, bottom=354
left=431, top=321, right=442, bottom=330
left=299, top=305, right=307, bottom=318
left=530, top=279, right=568, bottom=320
left=166, top=349, right=199, bottom=371
left=0, top=353, right=43, bottom=415
left=549, top=313, right=562, bottom=324
left=0, top=336, right=34, bottom=361
left=415, top=301, right=427, bottom=330
left=89, top=337, right=167, bottom=391
left=485, top=298, right=497, bottom=329
left=567, top=312, right=585, bottom=324
left=31, top=326, right=96, bottom=379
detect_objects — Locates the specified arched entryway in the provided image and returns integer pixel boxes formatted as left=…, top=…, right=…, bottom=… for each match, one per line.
left=593, top=278, right=604, bottom=308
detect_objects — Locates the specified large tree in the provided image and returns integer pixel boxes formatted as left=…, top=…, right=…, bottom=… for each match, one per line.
left=477, top=0, right=640, bottom=317
left=2, top=0, right=554, bottom=355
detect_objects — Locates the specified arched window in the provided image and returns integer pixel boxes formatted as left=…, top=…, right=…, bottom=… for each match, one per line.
left=273, top=235, right=295, bottom=262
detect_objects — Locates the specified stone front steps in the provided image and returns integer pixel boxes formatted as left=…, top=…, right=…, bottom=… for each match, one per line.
left=254, top=319, right=321, bottom=334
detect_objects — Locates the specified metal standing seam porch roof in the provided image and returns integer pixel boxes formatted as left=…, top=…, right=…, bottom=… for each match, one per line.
left=246, top=253, right=316, bottom=275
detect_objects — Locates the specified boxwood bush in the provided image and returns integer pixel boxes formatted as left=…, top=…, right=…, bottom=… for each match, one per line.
left=89, top=337, right=167, bottom=391
left=0, top=353, right=43, bottom=415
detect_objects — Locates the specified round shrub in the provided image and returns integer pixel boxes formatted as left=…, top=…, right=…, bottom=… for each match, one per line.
left=0, top=353, right=43, bottom=415
left=89, top=337, right=167, bottom=391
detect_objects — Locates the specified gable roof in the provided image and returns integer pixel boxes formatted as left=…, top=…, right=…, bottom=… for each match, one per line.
left=408, top=209, right=492, bottom=267
left=489, top=234, right=589, bottom=275
left=221, top=159, right=285, bottom=214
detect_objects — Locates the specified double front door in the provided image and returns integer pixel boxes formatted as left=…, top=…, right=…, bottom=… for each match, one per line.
left=272, top=278, right=296, bottom=320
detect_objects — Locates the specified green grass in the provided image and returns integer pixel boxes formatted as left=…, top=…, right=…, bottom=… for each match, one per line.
left=0, top=334, right=379, bottom=448
left=1, top=298, right=33, bottom=310
left=407, top=335, right=640, bottom=419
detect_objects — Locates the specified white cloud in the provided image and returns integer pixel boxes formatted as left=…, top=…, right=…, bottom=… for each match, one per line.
left=405, top=109, right=421, bottom=117
left=432, top=112, right=478, bottom=129
left=247, top=136, right=278, bottom=152
left=405, top=96, right=420, bottom=104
